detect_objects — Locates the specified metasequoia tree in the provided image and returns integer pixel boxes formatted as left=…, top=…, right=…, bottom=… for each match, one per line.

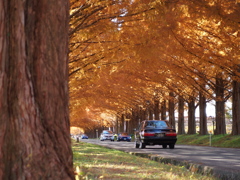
left=0, top=0, right=74, bottom=179
left=232, top=65, right=240, bottom=135
left=69, top=0, right=240, bottom=135
left=178, top=96, right=186, bottom=134
left=165, top=0, right=240, bottom=134
left=199, top=91, right=208, bottom=135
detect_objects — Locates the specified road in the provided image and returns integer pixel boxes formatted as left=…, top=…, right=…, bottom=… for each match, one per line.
left=82, top=139, right=240, bottom=179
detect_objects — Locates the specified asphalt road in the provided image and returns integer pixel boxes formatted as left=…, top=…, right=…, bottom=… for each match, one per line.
left=82, top=139, right=240, bottom=179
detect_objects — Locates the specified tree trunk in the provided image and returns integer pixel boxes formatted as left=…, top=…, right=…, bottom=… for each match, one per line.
left=130, top=109, right=139, bottom=134
left=120, top=114, right=125, bottom=132
left=160, top=100, right=167, bottom=120
left=139, top=106, right=144, bottom=122
left=178, top=96, right=185, bottom=134
left=187, top=98, right=196, bottom=134
left=149, top=104, right=154, bottom=120
left=154, top=100, right=160, bottom=120
left=168, top=92, right=175, bottom=128
left=232, top=65, right=240, bottom=135
left=125, top=113, right=131, bottom=133
left=199, top=92, right=208, bottom=135
left=115, top=116, right=119, bottom=134
left=215, top=73, right=226, bottom=134
left=0, top=0, right=74, bottom=179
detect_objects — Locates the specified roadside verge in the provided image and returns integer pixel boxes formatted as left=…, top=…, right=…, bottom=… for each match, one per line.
left=91, top=142, right=240, bottom=180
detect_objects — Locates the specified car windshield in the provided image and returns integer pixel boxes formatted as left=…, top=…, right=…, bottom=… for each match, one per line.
left=103, top=131, right=113, bottom=134
left=145, top=121, right=169, bottom=128
left=121, top=133, right=128, bottom=136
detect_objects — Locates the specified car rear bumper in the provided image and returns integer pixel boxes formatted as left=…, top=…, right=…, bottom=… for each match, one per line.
left=118, top=138, right=131, bottom=141
left=101, top=137, right=114, bottom=140
left=142, top=137, right=177, bottom=145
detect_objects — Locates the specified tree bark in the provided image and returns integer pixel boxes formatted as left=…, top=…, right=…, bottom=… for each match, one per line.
left=0, top=1, right=74, bottom=179
left=149, top=103, right=154, bottom=120
left=120, top=114, right=125, bottom=132
left=215, top=73, right=226, bottom=135
left=232, top=65, right=240, bottom=135
left=154, top=100, right=160, bottom=120
left=125, top=113, right=131, bottom=133
left=178, top=96, right=185, bottom=134
left=187, top=98, right=196, bottom=134
left=160, top=100, right=167, bottom=120
left=168, top=92, right=175, bottom=128
left=130, top=109, right=139, bottom=134
left=115, top=115, right=119, bottom=134
left=139, top=106, right=144, bottom=122
left=199, top=92, right=208, bottom=135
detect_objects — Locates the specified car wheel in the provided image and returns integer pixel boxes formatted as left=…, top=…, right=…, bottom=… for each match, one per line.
left=162, top=144, right=167, bottom=149
left=139, top=141, right=146, bottom=149
left=135, top=141, right=140, bottom=148
left=169, top=144, right=175, bottom=149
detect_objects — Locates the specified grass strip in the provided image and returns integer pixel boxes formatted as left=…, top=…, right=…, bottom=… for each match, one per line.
left=72, top=141, right=216, bottom=180
left=176, top=134, right=240, bottom=148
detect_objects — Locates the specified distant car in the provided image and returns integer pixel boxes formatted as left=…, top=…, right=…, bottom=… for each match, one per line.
left=134, top=120, right=177, bottom=149
left=81, top=134, right=88, bottom=139
left=117, top=132, right=131, bottom=142
left=100, top=130, right=114, bottom=141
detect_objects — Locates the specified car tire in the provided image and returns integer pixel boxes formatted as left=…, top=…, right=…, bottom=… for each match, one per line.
left=162, top=144, right=167, bottom=149
left=139, top=141, right=146, bottom=149
left=169, top=144, right=175, bottom=149
left=135, top=141, right=140, bottom=148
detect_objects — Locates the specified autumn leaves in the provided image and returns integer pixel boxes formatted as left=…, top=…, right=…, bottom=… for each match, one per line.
left=69, top=0, right=240, bottom=134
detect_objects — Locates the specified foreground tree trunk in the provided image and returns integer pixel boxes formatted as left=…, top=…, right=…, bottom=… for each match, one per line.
left=0, top=0, right=74, bottom=179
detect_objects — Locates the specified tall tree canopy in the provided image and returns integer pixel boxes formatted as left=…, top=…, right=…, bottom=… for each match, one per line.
left=69, top=0, right=240, bottom=134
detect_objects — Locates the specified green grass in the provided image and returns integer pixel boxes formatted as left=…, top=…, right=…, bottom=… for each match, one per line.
left=72, top=135, right=240, bottom=179
left=72, top=141, right=216, bottom=180
left=176, top=134, right=240, bottom=148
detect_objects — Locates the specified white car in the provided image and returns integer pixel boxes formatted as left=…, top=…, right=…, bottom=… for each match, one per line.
left=100, top=130, right=114, bottom=141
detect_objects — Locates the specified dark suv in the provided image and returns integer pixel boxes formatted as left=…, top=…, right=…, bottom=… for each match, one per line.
left=134, top=120, right=177, bottom=149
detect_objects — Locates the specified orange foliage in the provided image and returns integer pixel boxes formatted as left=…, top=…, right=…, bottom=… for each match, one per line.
left=69, top=0, right=240, bottom=130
